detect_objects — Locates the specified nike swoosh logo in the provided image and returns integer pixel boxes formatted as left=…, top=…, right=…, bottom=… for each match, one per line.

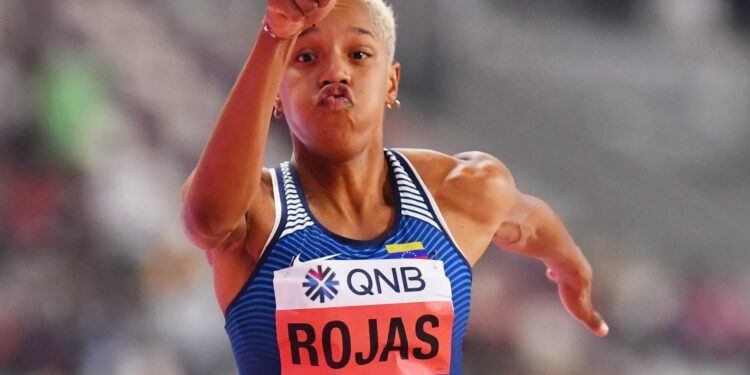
left=290, top=253, right=340, bottom=267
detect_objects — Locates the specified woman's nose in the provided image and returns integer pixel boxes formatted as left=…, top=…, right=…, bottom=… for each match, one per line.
left=319, top=56, right=351, bottom=87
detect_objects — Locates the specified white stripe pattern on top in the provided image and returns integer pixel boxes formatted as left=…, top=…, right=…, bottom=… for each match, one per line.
left=385, top=150, right=442, bottom=231
left=278, top=152, right=444, bottom=238
left=279, top=162, right=314, bottom=238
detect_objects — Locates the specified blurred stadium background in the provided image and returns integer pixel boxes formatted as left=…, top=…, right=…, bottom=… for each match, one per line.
left=1, top=0, right=749, bottom=374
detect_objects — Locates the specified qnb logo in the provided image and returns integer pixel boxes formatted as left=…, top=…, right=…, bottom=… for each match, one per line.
left=303, top=265, right=340, bottom=303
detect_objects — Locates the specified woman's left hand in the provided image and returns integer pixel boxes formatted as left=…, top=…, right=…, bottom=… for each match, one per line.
left=546, top=266, right=609, bottom=337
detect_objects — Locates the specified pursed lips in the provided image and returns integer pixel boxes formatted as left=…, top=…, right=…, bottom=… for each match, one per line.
left=316, top=82, right=353, bottom=108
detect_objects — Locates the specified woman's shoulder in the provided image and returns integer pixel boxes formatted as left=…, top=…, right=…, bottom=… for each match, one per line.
left=392, top=148, right=514, bottom=189
left=393, top=148, right=515, bottom=222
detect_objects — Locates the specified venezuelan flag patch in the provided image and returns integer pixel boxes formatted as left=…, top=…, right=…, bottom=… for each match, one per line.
left=386, top=241, right=429, bottom=259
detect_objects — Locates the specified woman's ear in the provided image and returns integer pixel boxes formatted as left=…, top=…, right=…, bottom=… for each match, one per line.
left=386, top=61, right=401, bottom=103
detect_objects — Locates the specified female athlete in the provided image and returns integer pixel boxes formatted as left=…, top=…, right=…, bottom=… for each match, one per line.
left=181, top=0, right=608, bottom=373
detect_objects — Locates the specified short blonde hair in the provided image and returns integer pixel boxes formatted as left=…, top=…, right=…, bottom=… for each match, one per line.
left=360, top=0, right=397, bottom=63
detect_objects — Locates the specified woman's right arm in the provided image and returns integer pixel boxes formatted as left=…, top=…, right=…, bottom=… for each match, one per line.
left=182, top=0, right=336, bottom=250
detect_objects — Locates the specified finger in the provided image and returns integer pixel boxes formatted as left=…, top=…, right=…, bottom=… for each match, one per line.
left=586, top=311, right=609, bottom=337
left=307, top=0, right=337, bottom=25
left=268, top=0, right=305, bottom=22
left=294, top=0, right=318, bottom=16
left=558, top=283, right=595, bottom=323
left=266, top=11, right=305, bottom=38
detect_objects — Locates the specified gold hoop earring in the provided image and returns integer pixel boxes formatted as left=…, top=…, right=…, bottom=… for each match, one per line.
left=387, top=99, right=401, bottom=110
left=273, top=105, right=284, bottom=120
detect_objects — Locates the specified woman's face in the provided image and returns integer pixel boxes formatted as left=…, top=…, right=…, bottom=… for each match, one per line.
left=279, top=0, right=400, bottom=160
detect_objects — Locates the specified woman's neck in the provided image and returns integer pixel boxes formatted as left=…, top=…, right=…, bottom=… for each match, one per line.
left=290, top=140, right=395, bottom=238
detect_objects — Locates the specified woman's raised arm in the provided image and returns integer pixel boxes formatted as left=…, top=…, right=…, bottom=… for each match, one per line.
left=182, top=0, right=336, bottom=250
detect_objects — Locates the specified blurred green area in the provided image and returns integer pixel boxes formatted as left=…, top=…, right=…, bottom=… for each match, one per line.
left=38, top=55, right=106, bottom=166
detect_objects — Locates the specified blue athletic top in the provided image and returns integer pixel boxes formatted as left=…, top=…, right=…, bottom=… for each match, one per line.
left=224, top=149, right=473, bottom=374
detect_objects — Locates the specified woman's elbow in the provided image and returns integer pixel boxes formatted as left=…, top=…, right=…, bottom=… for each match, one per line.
left=180, top=202, right=236, bottom=250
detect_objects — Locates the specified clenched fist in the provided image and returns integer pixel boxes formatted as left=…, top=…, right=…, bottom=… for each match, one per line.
left=266, top=0, right=338, bottom=39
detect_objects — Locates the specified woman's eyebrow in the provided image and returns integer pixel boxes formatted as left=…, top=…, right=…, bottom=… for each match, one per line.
left=297, top=26, right=375, bottom=39
left=350, top=27, right=375, bottom=39
left=299, top=26, right=319, bottom=38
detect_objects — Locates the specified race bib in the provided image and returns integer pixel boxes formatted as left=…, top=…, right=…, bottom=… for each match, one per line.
left=274, top=258, right=454, bottom=374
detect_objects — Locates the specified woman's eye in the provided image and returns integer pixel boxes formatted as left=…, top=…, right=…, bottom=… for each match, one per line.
left=351, top=51, right=370, bottom=60
left=296, top=53, right=316, bottom=63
